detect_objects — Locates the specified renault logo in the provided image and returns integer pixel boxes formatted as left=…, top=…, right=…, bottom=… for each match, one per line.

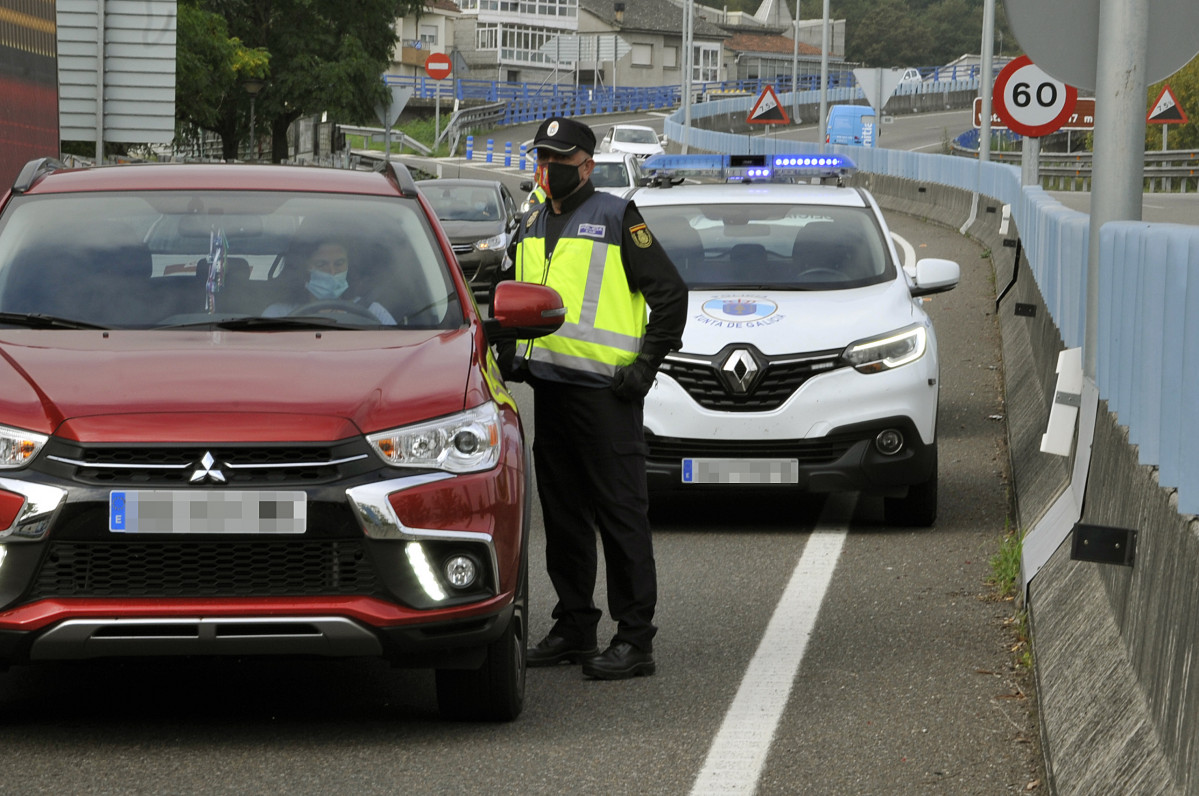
left=720, top=348, right=761, bottom=395
left=189, top=451, right=226, bottom=484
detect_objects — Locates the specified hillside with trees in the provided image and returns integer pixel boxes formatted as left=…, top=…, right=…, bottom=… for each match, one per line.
left=702, top=0, right=1016, bottom=69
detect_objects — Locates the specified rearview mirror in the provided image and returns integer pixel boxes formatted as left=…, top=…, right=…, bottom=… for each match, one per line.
left=910, top=257, right=960, bottom=297
left=483, top=281, right=566, bottom=341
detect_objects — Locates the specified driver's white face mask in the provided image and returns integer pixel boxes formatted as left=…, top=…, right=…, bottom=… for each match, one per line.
left=307, top=268, right=349, bottom=299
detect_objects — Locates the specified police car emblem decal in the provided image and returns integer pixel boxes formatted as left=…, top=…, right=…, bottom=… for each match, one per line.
left=578, top=223, right=605, bottom=238
left=630, top=223, right=652, bottom=248
left=701, top=297, right=778, bottom=322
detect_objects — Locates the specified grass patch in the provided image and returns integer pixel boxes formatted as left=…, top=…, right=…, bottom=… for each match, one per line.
left=345, top=114, right=486, bottom=159
left=989, top=521, right=1033, bottom=670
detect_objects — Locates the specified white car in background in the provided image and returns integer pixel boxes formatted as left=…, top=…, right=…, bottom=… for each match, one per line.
left=590, top=152, right=648, bottom=197
left=518, top=153, right=647, bottom=211
left=599, top=124, right=666, bottom=159
left=632, top=153, right=961, bottom=526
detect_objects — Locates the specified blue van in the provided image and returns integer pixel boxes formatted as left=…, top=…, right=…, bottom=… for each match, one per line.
left=825, top=105, right=876, bottom=147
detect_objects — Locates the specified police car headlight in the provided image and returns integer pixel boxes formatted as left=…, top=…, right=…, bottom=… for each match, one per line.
left=0, top=425, right=48, bottom=469
left=843, top=325, right=927, bottom=373
left=475, top=232, right=508, bottom=252
left=368, top=403, right=501, bottom=473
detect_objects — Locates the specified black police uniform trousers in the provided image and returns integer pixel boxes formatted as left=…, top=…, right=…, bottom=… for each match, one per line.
left=531, top=378, right=657, bottom=653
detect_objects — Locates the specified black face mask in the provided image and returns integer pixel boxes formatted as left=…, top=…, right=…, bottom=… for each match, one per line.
left=541, top=161, right=583, bottom=199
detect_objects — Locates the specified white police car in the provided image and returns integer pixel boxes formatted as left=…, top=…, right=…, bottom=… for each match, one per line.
left=634, top=154, right=960, bottom=526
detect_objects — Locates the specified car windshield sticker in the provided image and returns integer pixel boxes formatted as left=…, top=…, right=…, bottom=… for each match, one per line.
left=205, top=227, right=228, bottom=313
left=578, top=223, right=605, bottom=238
left=697, top=296, right=785, bottom=329
left=630, top=223, right=652, bottom=248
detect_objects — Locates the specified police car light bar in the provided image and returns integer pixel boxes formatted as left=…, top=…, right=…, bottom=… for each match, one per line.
left=641, top=153, right=855, bottom=183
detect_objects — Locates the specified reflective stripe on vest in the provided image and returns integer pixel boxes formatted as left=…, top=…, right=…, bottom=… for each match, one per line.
left=515, top=193, right=647, bottom=382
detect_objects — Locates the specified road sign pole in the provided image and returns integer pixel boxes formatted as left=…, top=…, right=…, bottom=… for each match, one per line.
left=1021, top=136, right=1041, bottom=186
left=1085, top=0, right=1149, bottom=379
left=435, top=89, right=441, bottom=150
left=979, top=0, right=996, bottom=163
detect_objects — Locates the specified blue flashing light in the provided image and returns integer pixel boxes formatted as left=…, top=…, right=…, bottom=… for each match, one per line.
left=642, top=153, right=854, bottom=182
left=642, top=153, right=728, bottom=172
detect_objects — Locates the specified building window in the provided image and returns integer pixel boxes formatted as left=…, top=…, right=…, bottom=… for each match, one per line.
left=496, top=24, right=575, bottom=66
left=663, top=46, right=678, bottom=69
left=475, top=0, right=577, bottom=14
left=694, top=43, right=720, bottom=82
left=419, top=25, right=437, bottom=45
left=477, top=23, right=499, bottom=51
left=631, top=42, right=652, bottom=67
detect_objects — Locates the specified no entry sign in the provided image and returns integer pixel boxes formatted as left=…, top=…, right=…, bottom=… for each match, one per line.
left=424, top=53, right=452, bottom=81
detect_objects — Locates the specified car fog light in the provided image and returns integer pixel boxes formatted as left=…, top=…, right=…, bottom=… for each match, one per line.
left=875, top=429, right=905, bottom=455
left=444, top=555, right=479, bottom=589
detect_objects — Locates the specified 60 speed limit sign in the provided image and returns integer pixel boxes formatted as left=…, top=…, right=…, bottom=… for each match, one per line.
left=992, top=55, right=1079, bottom=138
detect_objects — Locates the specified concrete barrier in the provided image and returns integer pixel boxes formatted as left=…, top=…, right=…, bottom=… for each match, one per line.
left=857, top=172, right=1194, bottom=794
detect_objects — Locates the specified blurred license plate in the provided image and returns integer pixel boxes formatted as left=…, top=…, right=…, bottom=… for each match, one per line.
left=681, top=458, right=799, bottom=485
left=109, top=490, right=307, bottom=534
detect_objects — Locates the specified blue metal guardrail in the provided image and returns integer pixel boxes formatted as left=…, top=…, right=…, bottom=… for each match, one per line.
left=384, top=65, right=988, bottom=126
left=666, top=88, right=1199, bottom=515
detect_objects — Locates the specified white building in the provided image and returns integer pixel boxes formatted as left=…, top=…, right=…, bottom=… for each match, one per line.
left=389, top=0, right=729, bottom=88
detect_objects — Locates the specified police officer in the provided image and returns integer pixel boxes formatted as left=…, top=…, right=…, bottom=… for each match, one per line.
left=502, top=117, right=687, bottom=680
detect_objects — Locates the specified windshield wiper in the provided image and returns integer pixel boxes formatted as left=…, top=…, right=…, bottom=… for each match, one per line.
left=0, top=312, right=110, bottom=330
left=160, top=316, right=366, bottom=331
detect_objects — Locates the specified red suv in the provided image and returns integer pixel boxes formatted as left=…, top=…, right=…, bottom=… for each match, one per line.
left=0, top=159, right=563, bottom=721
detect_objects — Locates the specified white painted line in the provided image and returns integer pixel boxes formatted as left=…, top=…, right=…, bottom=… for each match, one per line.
left=892, top=231, right=916, bottom=271
left=689, top=493, right=855, bottom=795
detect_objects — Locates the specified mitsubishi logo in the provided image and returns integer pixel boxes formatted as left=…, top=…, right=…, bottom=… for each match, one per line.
left=720, top=348, right=761, bottom=395
left=189, top=451, right=226, bottom=484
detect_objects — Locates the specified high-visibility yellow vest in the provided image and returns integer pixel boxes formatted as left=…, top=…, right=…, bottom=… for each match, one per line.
left=514, top=192, right=647, bottom=384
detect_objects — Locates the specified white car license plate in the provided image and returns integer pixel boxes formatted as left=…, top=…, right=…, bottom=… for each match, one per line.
left=109, top=490, right=307, bottom=534
left=681, top=458, right=799, bottom=485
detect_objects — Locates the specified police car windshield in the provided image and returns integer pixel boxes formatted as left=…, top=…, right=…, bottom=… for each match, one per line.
left=639, top=204, right=894, bottom=290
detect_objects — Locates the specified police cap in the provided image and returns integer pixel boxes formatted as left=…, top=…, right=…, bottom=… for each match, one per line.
left=532, top=117, right=596, bottom=156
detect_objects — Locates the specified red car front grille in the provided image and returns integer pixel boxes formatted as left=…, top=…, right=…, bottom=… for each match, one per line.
left=29, top=540, right=379, bottom=599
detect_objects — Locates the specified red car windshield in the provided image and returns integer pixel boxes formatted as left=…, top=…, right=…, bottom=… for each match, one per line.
left=0, top=190, right=463, bottom=330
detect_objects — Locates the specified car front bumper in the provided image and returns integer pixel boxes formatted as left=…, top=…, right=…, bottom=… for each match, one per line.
left=644, top=359, right=939, bottom=495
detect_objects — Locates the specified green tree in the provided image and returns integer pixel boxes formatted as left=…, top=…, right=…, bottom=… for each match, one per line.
left=1145, top=53, right=1199, bottom=151
left=176, top=1, right=269, bottom=160
left=179, top=0, right=424, bottom=162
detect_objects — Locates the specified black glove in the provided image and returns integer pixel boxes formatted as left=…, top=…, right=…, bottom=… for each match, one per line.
left=611, top=353, right=661, bottom=402
left=495, top=341, right=526, bottom=383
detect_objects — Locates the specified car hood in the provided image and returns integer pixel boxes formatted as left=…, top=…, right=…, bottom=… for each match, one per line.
left=596, top=186, right=636, bottom=198
left=437, top=219, right=505, bottom=243
left=0, top=329, right=475, bottom=442
left=679, top=281, right=920, bottom=356
left=610, top=143, right=663, bottom=157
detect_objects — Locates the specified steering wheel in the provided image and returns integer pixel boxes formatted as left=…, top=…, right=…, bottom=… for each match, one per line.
left=796, top=268, right=845, bottom=281
left=288, top=300, right=380, bottom=322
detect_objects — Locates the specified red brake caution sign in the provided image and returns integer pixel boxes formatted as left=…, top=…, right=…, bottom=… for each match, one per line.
left=747, top=85, right=791, bottom=125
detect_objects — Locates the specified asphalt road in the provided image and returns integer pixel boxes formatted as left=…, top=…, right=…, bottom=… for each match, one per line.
left=0, top=145, right=1044, bottom=793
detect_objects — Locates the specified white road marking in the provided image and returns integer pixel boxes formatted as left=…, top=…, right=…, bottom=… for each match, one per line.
left=689, top=493, right=855, bottom=795
left=892, top=231, right=916, bottom=271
